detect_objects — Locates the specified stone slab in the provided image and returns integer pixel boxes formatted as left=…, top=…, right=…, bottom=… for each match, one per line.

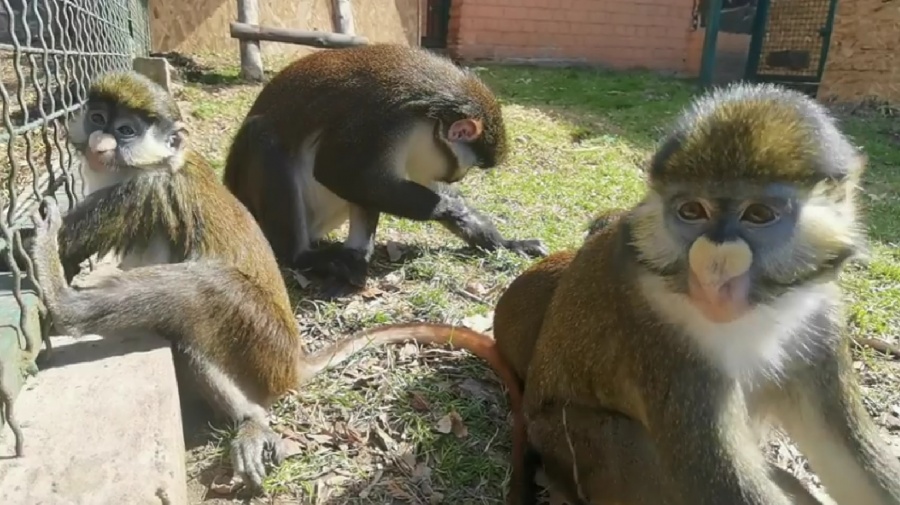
left=0, top=331, right=187, bottom=505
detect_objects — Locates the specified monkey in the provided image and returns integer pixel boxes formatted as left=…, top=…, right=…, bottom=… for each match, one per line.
left=221, top=44, right=548, bottom=296
left=30, top=70, right=529, bottom=491
left=490, top=82, right=900, bottom=505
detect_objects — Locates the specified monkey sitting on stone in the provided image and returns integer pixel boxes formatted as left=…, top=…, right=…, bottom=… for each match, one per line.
left=488, top=82, right=900, bottom=504
left=222, top=44, right=549, bottom=297
left=30, top=70, right=526, bottom=493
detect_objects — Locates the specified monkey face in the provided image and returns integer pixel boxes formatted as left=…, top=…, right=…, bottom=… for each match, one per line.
left=68, top=102, right=185, bottom=174
left=443, top=117, right=506, bottom=172
left=630, top=179, right=861, bottom=324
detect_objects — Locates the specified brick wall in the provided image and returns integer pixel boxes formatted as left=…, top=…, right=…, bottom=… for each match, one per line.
left=448, top=0, right=700, bottom=74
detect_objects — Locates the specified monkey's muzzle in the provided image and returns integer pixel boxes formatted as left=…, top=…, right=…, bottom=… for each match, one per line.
left=687, top=237, right=753, bottom=323
left=85, top=132, right=117, bottom=171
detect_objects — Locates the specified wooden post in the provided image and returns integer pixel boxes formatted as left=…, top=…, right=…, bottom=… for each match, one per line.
left=236, top=0, right=264, bottom=81
left=230, top=23, right=369, bottom=48
left=332, top=0, right=356, bottom=35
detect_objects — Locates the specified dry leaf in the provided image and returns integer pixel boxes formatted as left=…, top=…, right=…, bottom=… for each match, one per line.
left=465, top=281, right=488, bottom=296
left=429, top=492, right=445, bottom=504
left=386, top=241, right=404, bottom=262
left=359, top=285, right=385, bottom=299
left=435, top=411, right=468, bottom=438
left=409, top=391, right=431, bottom=412
left=289, top=270, right=311, bottom=288
left=399, top=342, right=418, bottom=357
left=281, top=438, right=303, bottom=458
left=461, top=313, right=493, bottom=333
left=209, top=473, right=242, bottom=495
left=435, top=414, right=453, bottom=434
left=386, top=480, right=415, bottom=501
left=448, top=411, right=468, bottom=438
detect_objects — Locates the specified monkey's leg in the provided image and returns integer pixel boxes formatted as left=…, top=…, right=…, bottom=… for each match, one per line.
left=294, top=205, right=380, bottom=297
left=527, top=403, right=672, bottom=505
left=529, top=404, right=822, bottom=505
left=30, top=202, right=288, bottom=489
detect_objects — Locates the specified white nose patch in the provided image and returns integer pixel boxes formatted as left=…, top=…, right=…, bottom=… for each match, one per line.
left=88, top=131, right=117, bottom=152
left=688, top=236, right=753, bottom=286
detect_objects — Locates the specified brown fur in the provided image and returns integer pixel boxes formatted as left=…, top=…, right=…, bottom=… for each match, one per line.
left=221, top=44, right=546, bottom=294
left=489, top=84, right=899, bottom=505
left=33, top=70, right=530, bottom=490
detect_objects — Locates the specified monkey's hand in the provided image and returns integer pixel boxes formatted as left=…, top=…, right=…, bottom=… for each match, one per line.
left=31, top=198, right=63, bottom=253
left=503, top=239, right=549, bottom=258
left=231, top=419, right=287, bottom=491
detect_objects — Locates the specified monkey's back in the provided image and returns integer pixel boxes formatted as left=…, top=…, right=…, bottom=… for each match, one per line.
left=524, top=217, right=686, bottom=424
left=176, top=155, right=296, bottom=321
left=494, top=250, right=577, bottom=382
left=246, top=44, right=502, bottom=141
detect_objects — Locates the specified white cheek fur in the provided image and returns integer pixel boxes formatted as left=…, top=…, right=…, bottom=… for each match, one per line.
left=639, top=272, right=839, bottom=386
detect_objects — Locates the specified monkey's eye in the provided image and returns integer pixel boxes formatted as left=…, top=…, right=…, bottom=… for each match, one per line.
left=676, top=201, right=709, bottom=223
left=89, top=112, right=106, bottom=125
left=116, top=125, right=136, bottom=137
left=741, top=203, right=779, bottom=226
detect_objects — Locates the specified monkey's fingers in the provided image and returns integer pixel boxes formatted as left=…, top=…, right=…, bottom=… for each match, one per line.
left=505, top=239, right=550, bottom=258
left=230, top=420, right=284, bottom=491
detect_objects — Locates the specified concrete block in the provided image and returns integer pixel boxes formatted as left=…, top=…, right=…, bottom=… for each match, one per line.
left=133, top=57, right=173, bottom=92
left=0, top=271, right=42, bottom=409
left=0, top=332, right=188, bottom=505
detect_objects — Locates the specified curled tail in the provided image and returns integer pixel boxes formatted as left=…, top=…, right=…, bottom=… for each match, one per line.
left=301, top=322, right=529, bottom=504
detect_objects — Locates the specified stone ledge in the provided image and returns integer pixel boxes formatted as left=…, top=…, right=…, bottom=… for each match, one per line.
left=0, top=331, right=187, bottom=505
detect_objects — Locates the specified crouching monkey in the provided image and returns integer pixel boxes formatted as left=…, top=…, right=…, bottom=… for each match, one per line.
left=222, top=44, right=548, bottom=296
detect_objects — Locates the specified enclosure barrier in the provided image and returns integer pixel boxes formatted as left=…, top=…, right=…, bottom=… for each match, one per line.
left=0, top=0, right=150, bottom=455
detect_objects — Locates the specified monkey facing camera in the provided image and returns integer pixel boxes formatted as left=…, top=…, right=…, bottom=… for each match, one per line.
left=222, top=44, right=549, bottom=297
left=491, top=82, right=900, bottom=504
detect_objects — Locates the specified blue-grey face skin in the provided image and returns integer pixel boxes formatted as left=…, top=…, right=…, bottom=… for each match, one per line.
left=654, top=181, right=807, bottom=304
left=76, top=101, right=181, bottom=168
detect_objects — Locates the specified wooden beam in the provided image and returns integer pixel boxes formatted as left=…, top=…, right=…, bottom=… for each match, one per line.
left=230, top=22, right=369, bottom=48
left=236, top=0, right=264, bottom=81
left=332, top=0, right=356, bottom=35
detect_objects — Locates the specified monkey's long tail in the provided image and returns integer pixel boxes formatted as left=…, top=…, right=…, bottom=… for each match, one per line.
left=302, top=322, right=528, bottom=503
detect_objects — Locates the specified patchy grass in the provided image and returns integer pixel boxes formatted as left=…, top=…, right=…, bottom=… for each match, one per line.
left=172, top=56, right=900, bottom=504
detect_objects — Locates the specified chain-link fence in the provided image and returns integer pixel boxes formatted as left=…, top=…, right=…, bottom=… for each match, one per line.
left=0, top=0, right=150, bottom=368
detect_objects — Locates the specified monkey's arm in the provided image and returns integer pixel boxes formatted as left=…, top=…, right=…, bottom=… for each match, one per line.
left=314, top=126, right=547, bottom=257
left=56, top=182, right=149, bottom=275
left=776, top=337, right=900, bottom=505
left=649, top=377, right=795, bottom=505
left=431, top=182, right=547, bottom=256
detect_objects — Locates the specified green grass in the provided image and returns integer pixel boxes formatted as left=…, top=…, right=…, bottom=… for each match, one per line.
left=174, top=58, right=900, bottom=504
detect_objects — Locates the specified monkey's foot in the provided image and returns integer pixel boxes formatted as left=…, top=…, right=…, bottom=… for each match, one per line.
left=294, top=246, right=370, bottom=293
left=230, top=419, right=286, bottom=491
left=503, top=238, right=550, bottom=258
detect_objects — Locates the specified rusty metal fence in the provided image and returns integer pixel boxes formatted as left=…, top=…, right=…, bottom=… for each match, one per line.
left=0, top=0, right=150, bottom=443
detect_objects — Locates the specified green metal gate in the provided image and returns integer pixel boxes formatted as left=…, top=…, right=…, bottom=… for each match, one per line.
left=744, top=0, right=839, bottom=95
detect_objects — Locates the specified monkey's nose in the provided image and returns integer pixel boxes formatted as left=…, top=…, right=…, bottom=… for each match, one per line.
left=88, top=131, right=117, bottom=153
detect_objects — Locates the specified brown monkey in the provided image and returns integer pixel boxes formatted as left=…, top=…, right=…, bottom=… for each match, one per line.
left=32, top=70, right=526, bottom=491
left=222, top=44, right=548, bottom=296
left=492, top=83, right=900, bottom=504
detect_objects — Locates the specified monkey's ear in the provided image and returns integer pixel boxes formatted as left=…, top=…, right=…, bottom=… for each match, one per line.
left=448, top=118, right=483, bottom=142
